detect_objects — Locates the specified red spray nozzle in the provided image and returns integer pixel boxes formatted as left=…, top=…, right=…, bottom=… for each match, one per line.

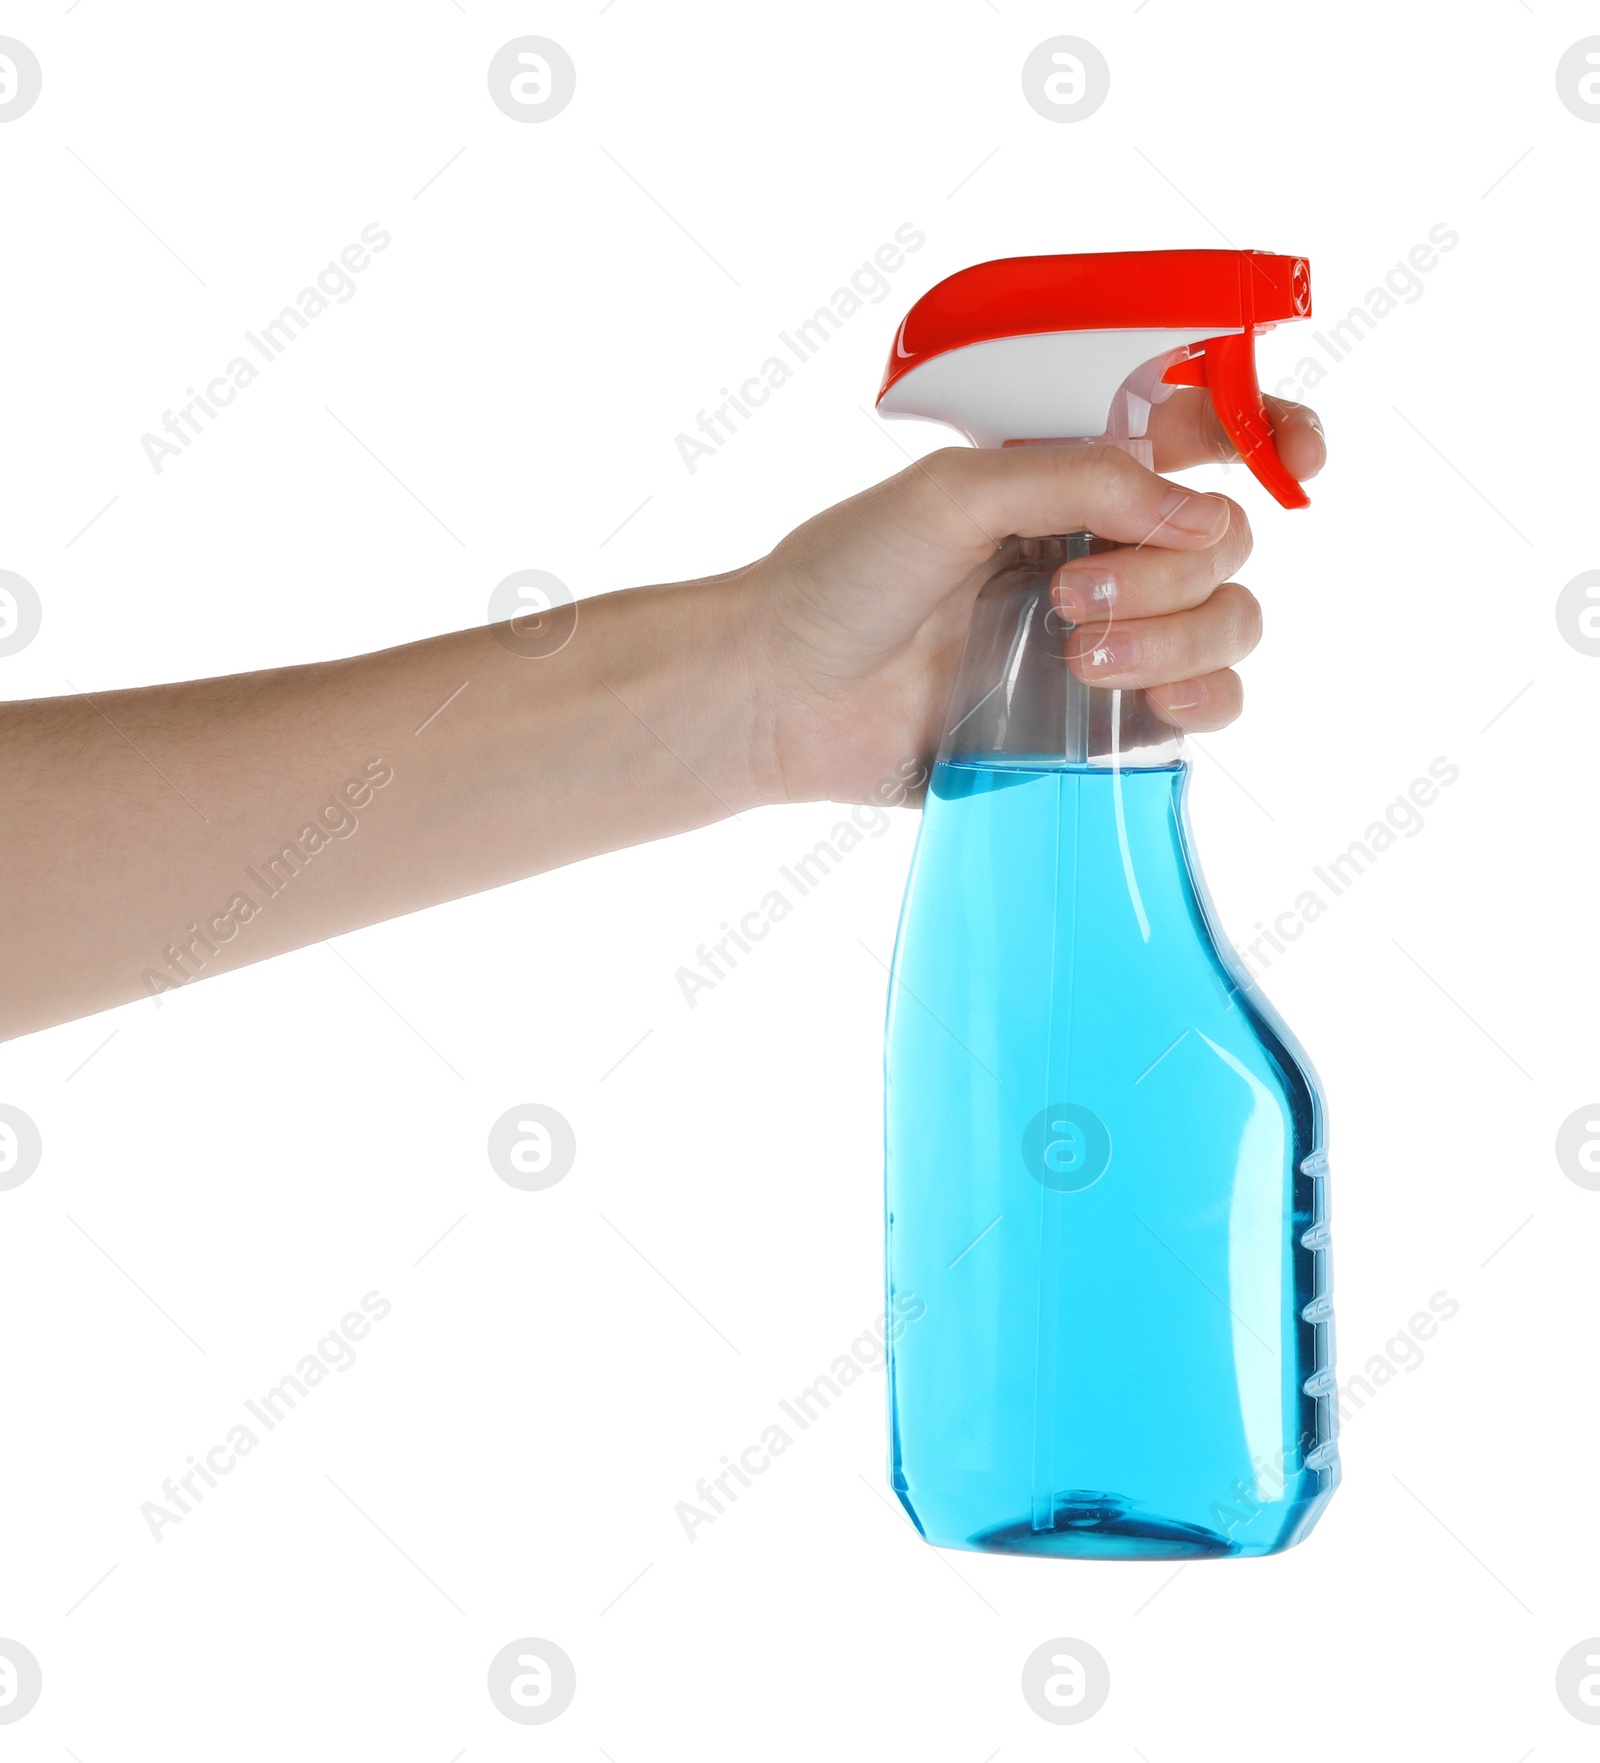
left=877, top=249, right=1314, bottom=510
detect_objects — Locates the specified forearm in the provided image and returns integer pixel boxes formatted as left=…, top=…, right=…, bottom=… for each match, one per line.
left=1, top=572, right=771, bottom=1039
left=4, top=427, right=1310, bottom=1043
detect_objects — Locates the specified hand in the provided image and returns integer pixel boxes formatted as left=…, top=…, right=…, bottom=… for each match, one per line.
left=744, top=392, right=1325, bottom=806
left=0, top=391, right=1320, bottom=1039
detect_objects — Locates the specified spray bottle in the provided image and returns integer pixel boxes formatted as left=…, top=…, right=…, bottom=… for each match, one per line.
left=877, top=250, right=1336, bottom=1558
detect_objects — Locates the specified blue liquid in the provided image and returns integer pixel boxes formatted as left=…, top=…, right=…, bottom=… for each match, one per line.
left=884, top=759, right=1338, bottom=1557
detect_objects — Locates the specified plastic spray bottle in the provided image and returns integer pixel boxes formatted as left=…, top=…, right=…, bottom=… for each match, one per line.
left=877, top=250, right=1337, bottom=1558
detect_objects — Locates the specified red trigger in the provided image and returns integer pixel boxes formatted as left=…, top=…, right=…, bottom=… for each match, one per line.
left=1198, top=331, right=1308, bottom=510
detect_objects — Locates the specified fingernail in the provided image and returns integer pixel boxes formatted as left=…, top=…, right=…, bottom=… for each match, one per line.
left=1164, top=679, right=1206, bottom=712
left=1160, top=488, right=1229, bottom=537
left=1068, top=633, right=1137, bottom=675
left=1054, top=570, right=1117, bottom=620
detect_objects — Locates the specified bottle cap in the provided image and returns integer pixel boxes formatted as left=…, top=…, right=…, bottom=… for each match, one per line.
left=877, top=249, right=1313, bottom=508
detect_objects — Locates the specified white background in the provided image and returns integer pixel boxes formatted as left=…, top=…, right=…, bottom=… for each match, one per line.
left=1, top=0, right=1596, bottom=1755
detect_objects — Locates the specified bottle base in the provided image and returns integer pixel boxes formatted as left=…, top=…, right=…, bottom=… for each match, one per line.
left=968, top=1490, right=1234, bottom=1559
left=896, top=1481, right=1334, bottom=1560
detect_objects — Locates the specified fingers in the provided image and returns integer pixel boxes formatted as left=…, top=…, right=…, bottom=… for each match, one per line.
left=1147, top=669, right=1244, bottom=732
left=1062, top=581, right=1262, bottom=691
left=1148, top=389, right=1326, bottom=484
left=1052, top=498, right=1253, bottom=626
left=902, top=446, right=1264, bottom=736
left=895, top=393, right=1322, bottom=575
left=911, top=443, right=1232, bottom=563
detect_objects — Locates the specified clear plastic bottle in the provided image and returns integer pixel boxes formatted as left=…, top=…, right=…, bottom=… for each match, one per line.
left=876, top=252, right=1338, bottom=1558
left=884, top=536, right=1337, bottom=1556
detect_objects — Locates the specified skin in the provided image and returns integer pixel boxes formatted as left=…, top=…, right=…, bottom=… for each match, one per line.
left=0, top=389, right=1323, bottom=1042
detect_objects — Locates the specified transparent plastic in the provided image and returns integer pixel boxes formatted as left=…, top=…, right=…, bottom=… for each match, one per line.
left=883, top=535, right=1339, bottom=1557
left=939, top=534, right=1181, bottom=770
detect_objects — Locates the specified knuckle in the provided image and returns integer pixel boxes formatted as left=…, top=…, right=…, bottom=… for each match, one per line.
left=1224, top=584, right=1263, bottom=649
left=1073, top=442, right=1136, bottom=500
left=1221, top=499, right=1254, bottom=567
left=918, top=445, right=974, bottom=493
left=909, top=446, right=981, bottom=522
left=1170, top=544, right=1218, bottom=599
left=925, top=444, right=973, bottom=476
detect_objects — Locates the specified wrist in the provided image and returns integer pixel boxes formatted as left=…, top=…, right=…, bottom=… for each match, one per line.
left=580, top=568, right=780, bottom=820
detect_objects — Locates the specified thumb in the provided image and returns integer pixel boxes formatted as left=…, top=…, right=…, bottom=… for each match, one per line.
left=902, top=443, right=1232, bottom=563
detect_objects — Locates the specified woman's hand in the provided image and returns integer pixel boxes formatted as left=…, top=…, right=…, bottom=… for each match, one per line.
left=0, top=391, right=1321, bottom=1039
left=745, top=391, right=1325, bottom=806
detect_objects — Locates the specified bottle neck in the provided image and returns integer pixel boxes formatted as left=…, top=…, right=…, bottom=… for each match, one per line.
left=939, top=534, right=1184, bottom=770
